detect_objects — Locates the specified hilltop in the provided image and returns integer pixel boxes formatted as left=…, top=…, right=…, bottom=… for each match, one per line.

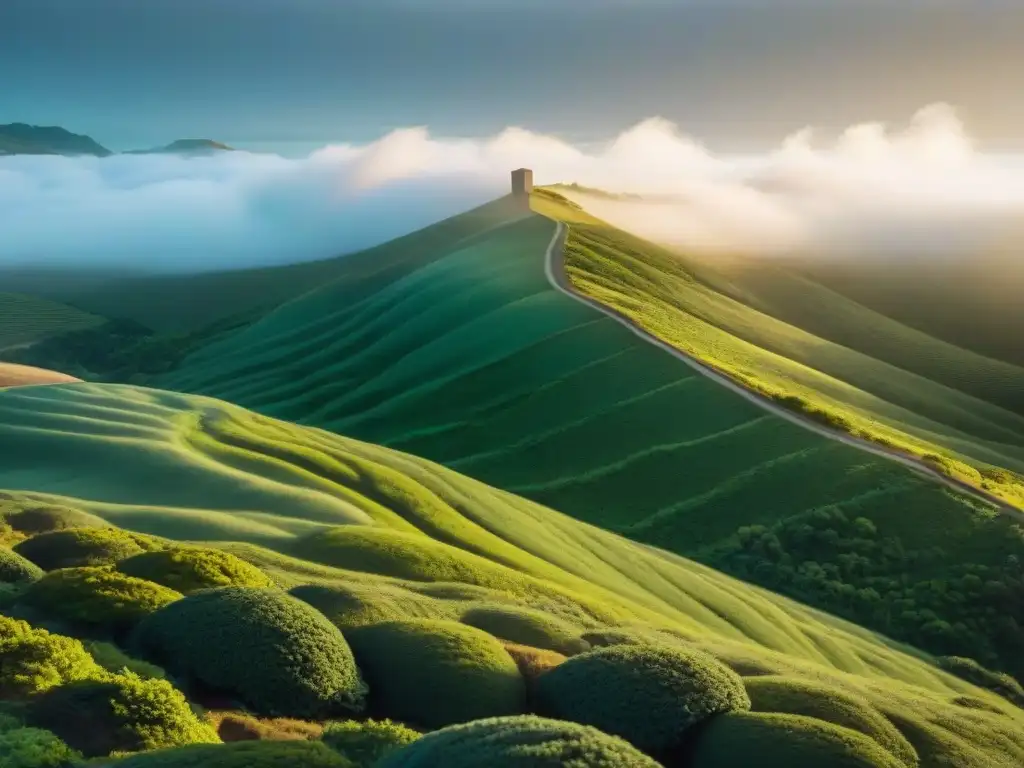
left=0, top=123, right=111, bottom=156
left=0, top=381, right=1021, bottom=766
left=125, top=139, right=234, bottom=155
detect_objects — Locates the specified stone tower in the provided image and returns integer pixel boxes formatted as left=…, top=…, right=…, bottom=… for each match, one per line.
left=511, top=168, right=534, bottom=201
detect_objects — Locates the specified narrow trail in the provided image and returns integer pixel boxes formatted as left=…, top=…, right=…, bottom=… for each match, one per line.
left=540, top=218, right=1024, bottom=522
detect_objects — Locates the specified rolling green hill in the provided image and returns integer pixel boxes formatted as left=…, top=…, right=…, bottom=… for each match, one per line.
left=0, top=292, right=105, bottom=351
left=0, top=381, right=1022, bottom=766
left=150, top=195, right=1024, bottom=681
left=542, top=188, right=1024, bottom=509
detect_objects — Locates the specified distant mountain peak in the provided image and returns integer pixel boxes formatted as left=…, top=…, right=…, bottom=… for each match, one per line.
left=127, top=138, right=235, bottom=155
left=0, top=123, right=112, bottom=157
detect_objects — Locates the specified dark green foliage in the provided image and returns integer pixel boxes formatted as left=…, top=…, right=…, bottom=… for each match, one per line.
left=715, top=508, right=1024, bottom=685
left=535, top=643, right=750, bottom=755
left=23, top=567, right=183, bottom=632
left=0, top=727, right=81, bottom=768
left=132, top=587, right=366, bottom=719
left=28, top=673, right=219, bottom=757
left=937, top=656, right=1024, bottom=707
left=346, top=619, right=526, bottom=729
left=103, top=740, right=355, bottom=767
left=3, top=506, right=108, bottom=537
left=82, top=640, right=166, bottom=679
left=378, top=715, right=662, bottom=767
left=13, top=528, right=164, bottom=571
left=743, top=676, right=917, bottom=766
left=460, top=605, right=589, bottom=655
left=0, top=549, right=44, bottom=584
left=688, top=711, right=906, bottom=768
left=321, top=719, right=420, bottom=765
left=117, top=548, right=273, bottom=594
left=0, top=615, right=104, bottom=697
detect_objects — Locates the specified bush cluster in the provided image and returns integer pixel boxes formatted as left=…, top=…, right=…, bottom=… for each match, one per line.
left=94, top=739, right=356, bottom=767
left=117, top=548, right=273, bottom=595
left=0, top=726, right=81, bottom=768
left=743, top=676, right=916, bottom=766
left=321, top=719, right=420, bottom=765
left=0, top=549, right=44, bottom=584
left=0, top=615, right=104, bottom=698
left=378, top=715, right=662, bottom=768
left=28, top=672, right=220, bottom=757
left=687, top=711, right=906, bottom=768
left=535, top=643, right=750, bottom=755
left=23, top=567, right=183, bottom=632
left=716, top=507, right=1024, bottom=685
left=460, top=605, right=589, bottom=656
left=14, top=528, right=163, bottom=571
left=133, top=587, right=366, bottom=719
left=346, top=619, right=526, bottom=729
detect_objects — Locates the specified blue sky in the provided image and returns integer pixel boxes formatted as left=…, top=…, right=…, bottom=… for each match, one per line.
left=3, top=0, right=1022, bottom=149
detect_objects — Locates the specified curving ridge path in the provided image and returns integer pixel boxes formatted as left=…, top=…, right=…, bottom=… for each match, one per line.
left=541, top=218, right=1023, bottom=521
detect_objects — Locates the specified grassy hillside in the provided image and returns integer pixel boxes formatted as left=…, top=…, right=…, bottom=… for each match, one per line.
left=0, top=362, right=81, bottom=388
left=152, top=196, right=1024, bottom=680
left=0, top=292, right=105, bottom=351
left=0, top=198, right=531, bottom=333
left=0, top=381, right=1021, bottom=766
left=543, top=188, right=1024, bottom=509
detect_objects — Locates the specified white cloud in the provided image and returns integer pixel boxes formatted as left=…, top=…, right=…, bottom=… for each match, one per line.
left=1, top=102, right=1022, bottom=272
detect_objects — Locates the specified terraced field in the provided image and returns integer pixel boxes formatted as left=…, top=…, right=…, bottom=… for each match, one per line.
left=0, top=381, right=1022, bottom=767
left=551, top=188, right=1024, bottom=509
left=0, top=292, right=104, bottom=350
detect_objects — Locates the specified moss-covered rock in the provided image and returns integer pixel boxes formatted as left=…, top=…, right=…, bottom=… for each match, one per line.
left=133, top=587, right=366, bottom=719
left=0, top=549, right=44, bottom=584
left=0, top=615, right=104, bottom=698
left=346, top=619, right=526, bottom=729
left=13, top=528, right=163, bottom=571
left=460, top=605, right=588, bottom=655
left=535, top=643, right=750, bottom=755
left=103, top=740, right=355, bottom=767
left=117, top=548, right=273, bottom=595
left=744, top=676, right=917, bottom=766
left=0, top=726, right=81, bottom=768
left=28, top=672, right=219, bottom=757
left=378, top=715, right=662, bottom=767
left=322, top=719, right=420, bottom=765
left=688, top=712, right=907, bottom=768
left=23, top=567, right=182, bottom=632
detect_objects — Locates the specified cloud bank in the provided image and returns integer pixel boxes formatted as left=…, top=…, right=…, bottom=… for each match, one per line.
left=2, top=102, right=1023, bottom=273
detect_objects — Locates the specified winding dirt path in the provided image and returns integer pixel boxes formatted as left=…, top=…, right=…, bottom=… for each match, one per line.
left=541, top=219, right=1022, bottom=521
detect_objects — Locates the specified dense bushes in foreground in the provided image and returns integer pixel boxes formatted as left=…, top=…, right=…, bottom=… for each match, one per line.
left=536, top=643, right=750, bottom=755
left=0, top=726, right=81, bottom=768
left=378, top=715, right=662, bottom=768
left=0, top=548, right=44, bottom=584
left=321, top=718, right=420, bottom=765
left=104, top=740, right=355, bottom=767
left=346, top=619, right=526, bottom=729
left=0, top=615, right=103, bottom=697
left=133, top=587, right=367, bottom=719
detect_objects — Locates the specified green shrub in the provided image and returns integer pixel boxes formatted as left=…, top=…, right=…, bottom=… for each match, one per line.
left=4, top=506, right=108, bottom=537
left=535, top=643, right=750, bottom=755
left=346, top=619, right=526, bottom=729
left=378, top=715, right=662, bottom=767
left=322, top=719, right=420, bottom=765
left=103, top=740, right=355, bottom=767
left=83, top=640, right=166, bottom=679
left=117, top=548, right=273, bottom=595
left=460, top=605, right=588, bottom=655
left=0, top=727, right=81, bottom=768
left=688, top=712, right=907, bottom=768
left=289, top=583, right=447, bottom=630
left=28, top=672, right=219, bottom=757
left=0, top=549, right=44, bottom=584
left=23, top=567, right=183, bottom=632
left=13, top=528, right=163, bottom=571
left=133, top=587, right=366, bottom=719
left=0, top=615, right=104, bottom=697
left=937, top=656, right=1024, bottom=707
left=744, top=676, right=917, bottom=766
